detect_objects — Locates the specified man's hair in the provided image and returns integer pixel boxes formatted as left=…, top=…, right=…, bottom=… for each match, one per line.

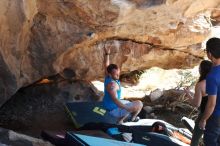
left=206, top=37, right=220, bottom=59
left=107, top=64, right=118, bottom=73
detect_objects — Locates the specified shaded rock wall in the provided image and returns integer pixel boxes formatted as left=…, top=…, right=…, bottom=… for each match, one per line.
left=0, top=76, right=99, bottom=136
left=0, top=0, right=219, bottom=106
left=0, top=0, right=38, bottom=106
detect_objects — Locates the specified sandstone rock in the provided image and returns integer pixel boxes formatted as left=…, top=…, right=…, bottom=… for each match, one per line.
left=0, top=127, right=53, bottom=146
left=143, top=105, right=153, bottom=113
left=211, top=9, right=220, bottom=26
left=149, top=89, right=164, bottom=102
left=154, top=104, right=164, bottom=108
left=150, top=113, right=158, bottom=119
left=0, top=0, right=219, bottom=107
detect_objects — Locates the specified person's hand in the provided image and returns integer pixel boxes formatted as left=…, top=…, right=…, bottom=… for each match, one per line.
left=184, top=87, right=192, bottom=99
left=184, top=87, right=190, bottom=94
left=199, top=119, right=206, bottom=130
left=104, top=45, right=111, bottom=54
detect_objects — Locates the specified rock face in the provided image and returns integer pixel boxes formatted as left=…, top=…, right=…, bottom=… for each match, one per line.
left=0, top=76, right=100, bottom=136
left=0, top=0, right=220, bottom=106
left=0, top=127, right=53, bottom=146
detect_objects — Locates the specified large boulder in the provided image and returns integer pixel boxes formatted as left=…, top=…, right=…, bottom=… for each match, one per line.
left=0, top=0, right=219, bottom=106
left=0, top=127, right=53, bottom=146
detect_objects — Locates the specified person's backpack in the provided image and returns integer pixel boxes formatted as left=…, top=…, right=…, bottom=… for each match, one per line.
left=151, top=121, right=191, bottom=145
left=151, top=121, right=169, bottom=135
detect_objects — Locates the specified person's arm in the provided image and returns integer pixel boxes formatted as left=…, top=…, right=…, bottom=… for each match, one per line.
left=199, top=95, right=216, bottom=129
left=199, top=76, right=217, bottom=130
left=107, top=82, right=133, bottom=112
left=104, top=45, right=110, bottom=76
left=184, top=83, right=202, bottom=108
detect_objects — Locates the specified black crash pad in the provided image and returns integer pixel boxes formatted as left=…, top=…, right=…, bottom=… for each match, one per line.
left=65, top=102, right=118, bottom=128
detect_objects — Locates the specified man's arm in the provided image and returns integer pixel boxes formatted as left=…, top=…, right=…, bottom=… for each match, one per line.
left=104, top=45, right=110, bottom=76
left=107, top=82, right=132, bottom=112
left=199, top=76, right=217, bottom=129
left=199, top=95, right=216, bottom=129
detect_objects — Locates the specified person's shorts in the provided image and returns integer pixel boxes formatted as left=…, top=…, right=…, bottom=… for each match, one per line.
left=109, top=100, right=133, bottom=118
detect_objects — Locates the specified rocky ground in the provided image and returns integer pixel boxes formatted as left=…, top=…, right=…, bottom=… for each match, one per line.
left=128, top=88, right=198, bottom=127
left=0, top=128, right=53, bottom=146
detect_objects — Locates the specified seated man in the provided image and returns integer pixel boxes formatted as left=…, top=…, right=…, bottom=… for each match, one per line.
left=102, top=45, right=143, bottom=124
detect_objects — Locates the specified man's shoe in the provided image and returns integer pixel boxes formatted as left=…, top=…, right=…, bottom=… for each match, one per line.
left=124, top=116, right=140, bottom=123
left=132, top=116, right=140, bottom=122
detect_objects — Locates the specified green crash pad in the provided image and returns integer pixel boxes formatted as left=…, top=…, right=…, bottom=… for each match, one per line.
left=65, top=102, right=118, bottom=128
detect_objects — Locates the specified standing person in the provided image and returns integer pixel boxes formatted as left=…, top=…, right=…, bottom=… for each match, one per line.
left=199, top=37, right=220, bottom=146
left=184, top=60, right=212, bottom=146
left=102, top=45, right=143, bottom=124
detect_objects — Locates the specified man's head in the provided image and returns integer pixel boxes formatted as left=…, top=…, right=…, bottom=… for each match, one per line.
left=206, top=37, right=220, bottom=61
left=107, top=64, right=120, bottom=80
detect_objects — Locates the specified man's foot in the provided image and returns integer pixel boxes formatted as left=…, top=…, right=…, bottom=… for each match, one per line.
left=117, top=118, right=125, bottom=125
left=123, top=116, right=140, bottom=123
left=131, top=116, right=140, bottom=122
left=117, top=113, right=130, bottom=125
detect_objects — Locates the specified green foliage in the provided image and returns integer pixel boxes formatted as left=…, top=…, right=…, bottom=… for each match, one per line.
left=176, top=70, right=197, bottom=89
left=120, top=70, right=144, bottom=84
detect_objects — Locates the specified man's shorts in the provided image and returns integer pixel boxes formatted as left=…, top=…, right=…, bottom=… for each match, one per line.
left=109, top=100, right=133, bottom=118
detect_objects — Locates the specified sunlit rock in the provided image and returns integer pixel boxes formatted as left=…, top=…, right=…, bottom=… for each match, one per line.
left=0, top=0, right=219, bottom=106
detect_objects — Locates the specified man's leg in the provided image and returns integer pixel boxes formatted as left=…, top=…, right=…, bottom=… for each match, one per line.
left=120, top=100, right=143, bottom=121
left=190, top=114, right=203, bottom=146
left=130, top=100, right=143, bottom=121
left=109, top=100, right=143, bottom=124
left=204, top=116, right=220, bottom=146
left=109, top=106, right=131, bottom=124
left=117, top=113, right=130, bottom=124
